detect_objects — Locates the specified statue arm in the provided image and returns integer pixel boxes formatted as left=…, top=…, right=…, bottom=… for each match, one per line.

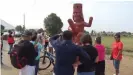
left=68, top=19, right=76, bottom=32
left=84, top=17, right=93, bottom=27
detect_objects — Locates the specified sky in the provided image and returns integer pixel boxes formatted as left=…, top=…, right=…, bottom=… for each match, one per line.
left=0, top=0, right=133, bottom=32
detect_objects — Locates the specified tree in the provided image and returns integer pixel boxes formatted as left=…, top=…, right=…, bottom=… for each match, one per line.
left=23, top=25, right=25, bottom=32
left=44, top=13, right=63, bottom=36
left=29, top=29, right=36, bottom=33
left=15, top=25, right=23, bottom=33
left=1, top=25, right=5, bottom=32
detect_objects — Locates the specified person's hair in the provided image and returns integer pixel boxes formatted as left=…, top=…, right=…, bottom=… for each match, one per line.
left=62, top=30, right=72, bottom=40
left=80, top=34, right=92, bottom=45
left=95, top=36, right=101, bottom=44
left=8, top=30, right=12, bottom=34
left=31, top=35, right=37, bottom=41
left=114, top=32, right=121, bottom=38
left=32, top=32, right=37, bottom=36
left=1, top=33, right=3, bottom=36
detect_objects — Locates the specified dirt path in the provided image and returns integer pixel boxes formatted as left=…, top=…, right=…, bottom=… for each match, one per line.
left=1, top=50, right=133, bottom=75
left=1, top=41, right=133, bottom=75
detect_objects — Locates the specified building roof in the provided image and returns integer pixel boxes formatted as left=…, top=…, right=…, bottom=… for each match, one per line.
left=0, top=19, right=15, bottom=30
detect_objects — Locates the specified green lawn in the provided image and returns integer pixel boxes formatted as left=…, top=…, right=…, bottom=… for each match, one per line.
left=92, top=36, right=133, bottom=57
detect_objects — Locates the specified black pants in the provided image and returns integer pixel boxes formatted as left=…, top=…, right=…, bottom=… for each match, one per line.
left=1, top=44, right=3, bottom=63
left=35, top=60, right=39, bottom=75
left=44, top=42, right=48, bottom=49
left=95, top=60, right=105, bottom=75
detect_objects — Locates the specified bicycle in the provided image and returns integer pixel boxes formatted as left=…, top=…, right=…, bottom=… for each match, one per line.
left=39, top=49, right=55, bottom=70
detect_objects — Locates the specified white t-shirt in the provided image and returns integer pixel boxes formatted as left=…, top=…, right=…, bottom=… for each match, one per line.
left=19, top=65, right=35, bottom=75
left=48, top=42, right=52, bottom=47
left=37, top=33, right=43, bottom=43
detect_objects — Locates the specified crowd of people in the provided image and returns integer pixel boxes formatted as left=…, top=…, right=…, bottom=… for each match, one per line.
left=0, top=30, right=123, bottom=75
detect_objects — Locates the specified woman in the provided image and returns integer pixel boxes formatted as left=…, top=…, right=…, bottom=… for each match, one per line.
left=95, top=36, right=105, bottom=75
left=31, top=34, right=43, bottom=75
left=77, top=34, right=98, bottom=75
left=111, top=33, right=123, bottom=75
left=7, top=31, right=15, bottom=54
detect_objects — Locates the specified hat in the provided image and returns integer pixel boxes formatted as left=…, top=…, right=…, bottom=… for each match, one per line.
left=114, top=33, right=120, bottom=38
left=22, top=30, right=32, bottom=37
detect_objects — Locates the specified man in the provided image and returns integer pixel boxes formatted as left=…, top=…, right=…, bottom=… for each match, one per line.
left=19, top=30, right=38, bottom=75
left=49, top=30, right=90, bottom=75
left=7, top=31, right=15, bottom=54
left=111, top=33, right=123, bottom=75
left=1, top=32, right=4, bottom=65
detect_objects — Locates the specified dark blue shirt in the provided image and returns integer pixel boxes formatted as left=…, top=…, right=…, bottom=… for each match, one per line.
left=49, top=35, right=90, bottom=75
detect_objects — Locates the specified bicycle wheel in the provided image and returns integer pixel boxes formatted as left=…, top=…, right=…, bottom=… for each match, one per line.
left=39, top=56, right=51, bottom=70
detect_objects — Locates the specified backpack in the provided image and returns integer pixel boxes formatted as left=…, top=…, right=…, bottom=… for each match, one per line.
left=10, top=41, right=28, bottom=69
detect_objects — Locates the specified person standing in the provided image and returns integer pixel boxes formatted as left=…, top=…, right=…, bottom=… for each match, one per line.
left=7, top=31, right=15, bottom=54
left=44, top=38, right=49, bottom=50
left=48, top=38, right=54, bottom=54
left=19, top=30, right=38, bottom=75
left=37, top=31, right=43, bottom=44
left=1, top=32, right=4, bottom=64
left=77, top=34, right=98, bottom=75
left=31, top=34, right=43, bottom=75
left=111, top=33, right=123, bottom=75
left=94, top=36, right=105, bottom=75
left=49, top=30, right=90, bottom=75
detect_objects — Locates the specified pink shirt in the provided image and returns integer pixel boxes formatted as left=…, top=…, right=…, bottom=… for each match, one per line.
left=95, top=44, right=105, bottom=61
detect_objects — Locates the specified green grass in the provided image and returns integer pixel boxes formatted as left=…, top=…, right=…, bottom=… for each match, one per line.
left=92, top=36, right=133, bottom=57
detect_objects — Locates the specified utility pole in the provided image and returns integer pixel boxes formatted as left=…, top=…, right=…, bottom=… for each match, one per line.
left=23, top=13, right=26, bottom=31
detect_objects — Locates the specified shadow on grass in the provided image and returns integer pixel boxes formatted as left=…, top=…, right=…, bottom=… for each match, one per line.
left=123, top=49, right=133, bottom=53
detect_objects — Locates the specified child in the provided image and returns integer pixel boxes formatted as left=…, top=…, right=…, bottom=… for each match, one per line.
left=95, top=36, right=105, bottom=75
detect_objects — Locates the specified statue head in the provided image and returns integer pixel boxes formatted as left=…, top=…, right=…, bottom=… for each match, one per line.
left=73, top=3, right=84, bottom=22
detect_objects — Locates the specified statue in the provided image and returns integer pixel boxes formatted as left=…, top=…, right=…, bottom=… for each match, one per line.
left=68, top=3, right=93, bottom=45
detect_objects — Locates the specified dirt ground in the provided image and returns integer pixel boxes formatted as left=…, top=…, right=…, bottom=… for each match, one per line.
left=1, top=50, right=133, bottom=75
left=1, top=40, right=133, bottom=75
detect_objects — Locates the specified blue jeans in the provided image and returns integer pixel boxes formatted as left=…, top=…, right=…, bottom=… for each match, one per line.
left=113, top=59, right=120, bottom=70
left=35, top=60, right=39, bottom=75
left=8, top=44, right=13, bottom=53
left=78, top=71, right=95, bottom=75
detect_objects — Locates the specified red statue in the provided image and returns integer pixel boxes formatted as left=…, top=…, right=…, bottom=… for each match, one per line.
left=68, top=3, right=93, bottom=45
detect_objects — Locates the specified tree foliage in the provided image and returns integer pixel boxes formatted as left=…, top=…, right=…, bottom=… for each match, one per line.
left=29, top=29, right=36, bottom=33
left=15, top=25, right=23, bottom=33
left=44, top=13, right=63, bottom=36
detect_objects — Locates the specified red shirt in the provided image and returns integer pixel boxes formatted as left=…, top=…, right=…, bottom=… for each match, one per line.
left=112, top=41, right=123, bottom=60
left=7, top=36, right=14, bottom=44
